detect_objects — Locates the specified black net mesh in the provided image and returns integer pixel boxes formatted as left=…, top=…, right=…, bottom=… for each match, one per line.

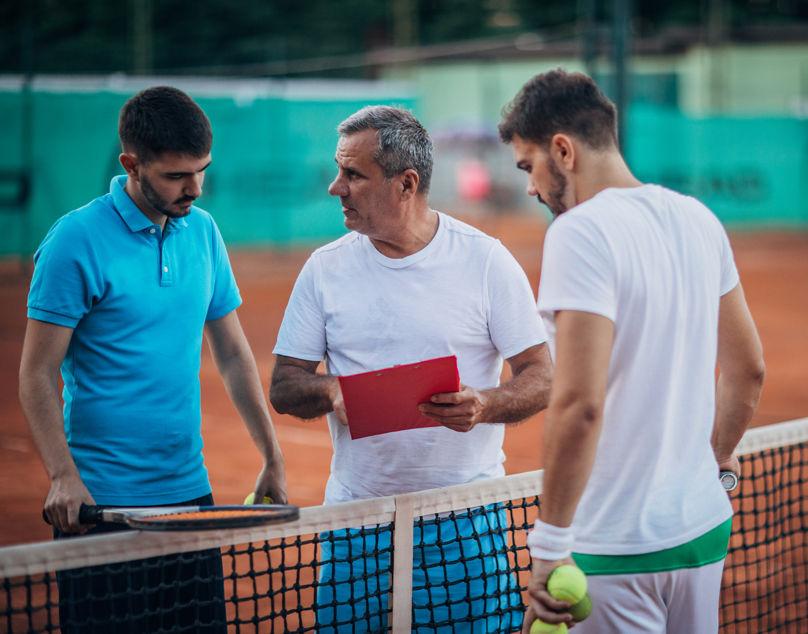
left=2, top=422, right=806, bottom=633
left=719, top=439, right=808, bottom=633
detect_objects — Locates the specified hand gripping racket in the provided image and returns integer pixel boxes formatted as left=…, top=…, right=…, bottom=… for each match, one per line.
left=44, top=504, right=298, bottom=531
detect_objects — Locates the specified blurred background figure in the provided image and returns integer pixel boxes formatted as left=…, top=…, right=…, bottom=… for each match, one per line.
left=457, top=160, right=492, bottom=202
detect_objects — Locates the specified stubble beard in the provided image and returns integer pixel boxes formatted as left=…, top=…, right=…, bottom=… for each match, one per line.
left=141, top=174, right=194, bottom=219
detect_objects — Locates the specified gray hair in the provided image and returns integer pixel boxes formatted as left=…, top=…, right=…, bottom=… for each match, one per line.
left=337, top=105, right=433, bottom=194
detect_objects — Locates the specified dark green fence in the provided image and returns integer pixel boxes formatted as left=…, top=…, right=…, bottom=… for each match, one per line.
left=0, top=77, right=417, bottom=257
left=0, top=78, right=805, bottom=259
left=627, top=103, right=808, bottom=228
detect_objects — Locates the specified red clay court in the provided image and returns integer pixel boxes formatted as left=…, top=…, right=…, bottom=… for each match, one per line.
left=0, top=213, right=806, bottom=548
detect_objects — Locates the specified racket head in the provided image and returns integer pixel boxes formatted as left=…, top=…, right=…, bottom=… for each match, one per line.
left=87, top=504, right=299, bottom=531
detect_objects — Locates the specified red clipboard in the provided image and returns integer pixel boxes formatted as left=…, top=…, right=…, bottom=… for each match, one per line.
left=338, top=356, right=460, bottom=439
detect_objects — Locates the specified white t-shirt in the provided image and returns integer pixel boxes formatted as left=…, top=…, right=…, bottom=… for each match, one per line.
left=275, top=211, right=547, bottom=504
left=538, top=184, right=739, bottom=555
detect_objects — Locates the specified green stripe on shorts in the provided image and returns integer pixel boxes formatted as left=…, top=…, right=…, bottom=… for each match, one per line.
left=572, top=517, right=732, bottom=575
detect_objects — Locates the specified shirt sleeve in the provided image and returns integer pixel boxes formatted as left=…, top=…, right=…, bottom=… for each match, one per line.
left=485, top=240, right=548, bottom=359
left=27, top=214, right=101, bottom=328
left=717, top=223, right=740, bottom=296
left=273, top=254, right=327, bottom=362
left=538, top=215, right=617, bottom=323
left=205, top=219, right=242, bottom=321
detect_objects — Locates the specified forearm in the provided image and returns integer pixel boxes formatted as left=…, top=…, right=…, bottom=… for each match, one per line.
left=538, top=312, right=612, bottom=527
left=270, top=366, right=339, bottom=419
left=19, top=370, right=80, bottom=482
left=712, top=284, right=765, bottom=466
left=540, top=399, right=603, bottom=528
left=712, top=368, right=765, bottom=464
left=20, top=320, right=94, bottom=531
left=217, top=352, right=283, bottom=461
left=480, top=360, right=551, bottom=424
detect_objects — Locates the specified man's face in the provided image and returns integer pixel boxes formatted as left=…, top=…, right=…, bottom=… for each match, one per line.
left=128, top=152, right=211, bottom=224
left=510, top=135, right=570, bottom=218
left=328, top=129, right=400, bottom=238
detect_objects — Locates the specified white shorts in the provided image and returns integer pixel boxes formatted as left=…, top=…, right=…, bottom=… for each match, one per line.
left=571, top=560, right=725, bottom=634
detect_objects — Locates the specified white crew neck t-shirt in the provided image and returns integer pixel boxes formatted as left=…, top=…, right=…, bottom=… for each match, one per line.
left=538, top=184, right=740, bottom=555
left=275, top=211, right=547, bottom=504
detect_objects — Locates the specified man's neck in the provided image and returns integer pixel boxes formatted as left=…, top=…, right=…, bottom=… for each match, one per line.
left=370, top=205, right=439, bottom=259
left=574, top=151, right=643, bottom=205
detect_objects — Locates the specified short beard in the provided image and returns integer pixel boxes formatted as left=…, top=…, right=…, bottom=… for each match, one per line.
left=141, top=174, right=194, bottom=219
left=546, top=158, right=569, bottom=218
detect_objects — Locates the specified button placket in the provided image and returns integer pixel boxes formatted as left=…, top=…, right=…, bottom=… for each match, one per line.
left=159, top=231, right=174, bottom=287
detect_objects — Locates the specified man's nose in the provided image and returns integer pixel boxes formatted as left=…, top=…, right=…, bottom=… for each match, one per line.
left=185, top=173, right=204, bottom=198
left=328, top=175, right=348, bottom=197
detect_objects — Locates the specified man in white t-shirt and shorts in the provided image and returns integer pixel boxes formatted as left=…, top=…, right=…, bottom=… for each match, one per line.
left=498, top=69, right=766, bottom=633
left=270, top=105, right=553, bottom=632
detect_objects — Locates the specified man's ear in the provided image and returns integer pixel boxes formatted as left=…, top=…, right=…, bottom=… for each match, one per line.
left=549, top=134, right=576, bottom=171
left=399, top=169, right=420, bottom=201
left=119, top=153, right=139, bottom=179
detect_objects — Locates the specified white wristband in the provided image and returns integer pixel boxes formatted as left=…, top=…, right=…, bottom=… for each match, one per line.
left=527, top=519, right=574, bottom=560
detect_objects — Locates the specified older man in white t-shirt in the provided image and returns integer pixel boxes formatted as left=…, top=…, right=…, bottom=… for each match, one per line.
left=270, top=105, right=553, bottom=633
left=500, top=70, right=765, bottom=633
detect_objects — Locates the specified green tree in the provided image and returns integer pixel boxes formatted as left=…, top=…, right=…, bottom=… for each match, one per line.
left=0, top=0, right=805, bottom=76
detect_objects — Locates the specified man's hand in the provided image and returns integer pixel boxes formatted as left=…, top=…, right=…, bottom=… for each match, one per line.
left=521, top=557, right=578, bottom=633
left=419, top=344, right=552, bottom=432
left=418, top=383, right=488, bottom=432
left=43, top=473, right=95, bottom=535
left=717, top=454, right=741, bottom=479
left=252, top=452, right=289, bottom=505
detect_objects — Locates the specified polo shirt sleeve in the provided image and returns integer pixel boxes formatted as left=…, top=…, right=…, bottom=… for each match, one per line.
left=27, top=214, right=103, bottom=328
left=205, top=219, right=242, bottom=321
left=273, top=254, right=327, bottom=362
left=485, top=240, right=548, bottom=360
left=538, top=214, right=617, bottom=323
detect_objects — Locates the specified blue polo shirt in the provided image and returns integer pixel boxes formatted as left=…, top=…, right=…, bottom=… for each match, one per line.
left=27, top=175, right=242, bottom=505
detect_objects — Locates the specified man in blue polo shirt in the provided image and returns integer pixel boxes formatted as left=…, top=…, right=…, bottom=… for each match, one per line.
left=19, top=85, right=287, bottom=633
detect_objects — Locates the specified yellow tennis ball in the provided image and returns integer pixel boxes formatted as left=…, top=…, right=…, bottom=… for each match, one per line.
left=547, top=565, right=587, bottom=603
left=529, top=619, right=568, bottom=634
left=569, top=592, right=592, bottom=622
left=243, top=492, right=273, bottom=505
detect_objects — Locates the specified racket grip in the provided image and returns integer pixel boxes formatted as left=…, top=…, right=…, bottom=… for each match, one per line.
left=78, top=504, right=102, bottom=524
left=41, top=504, right=101, bottom=525
left=720, top=470, right=739, bottom=492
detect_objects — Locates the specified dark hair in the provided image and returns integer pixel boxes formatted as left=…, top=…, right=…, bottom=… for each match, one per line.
left=118, top=86, right=212, bottom=163
left=499, top=69, right=618, bottom=150
left=337, top=105, right=433, bottom=194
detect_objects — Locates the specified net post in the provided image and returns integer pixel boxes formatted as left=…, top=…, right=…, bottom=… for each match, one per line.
left=391, top=492, right=414, bottom=633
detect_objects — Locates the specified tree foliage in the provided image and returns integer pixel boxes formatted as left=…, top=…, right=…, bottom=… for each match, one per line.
left=0, top=0, right=805, bottom=76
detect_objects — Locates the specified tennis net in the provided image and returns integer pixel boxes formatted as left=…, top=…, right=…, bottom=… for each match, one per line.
left=1, top=416, right=806, bottom=633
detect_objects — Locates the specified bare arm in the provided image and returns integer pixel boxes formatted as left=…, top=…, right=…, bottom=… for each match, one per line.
left=205, top=311, right=288, bottom=504
left=540, top=312, right=612, bottom=526
left=418, top=343, right=553, bottom=432
left=19, top=319, right=93, bottom=534
left=269, top=354, right=347, bottom=424
left=711, top=284, right=765, bottom=475
left=522, top=311, right=613, bottom=629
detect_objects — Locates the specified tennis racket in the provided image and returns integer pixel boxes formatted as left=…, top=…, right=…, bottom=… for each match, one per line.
left=43, top=503, right=299, bottom=531
left=720, top=470, right=739, bottom=492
